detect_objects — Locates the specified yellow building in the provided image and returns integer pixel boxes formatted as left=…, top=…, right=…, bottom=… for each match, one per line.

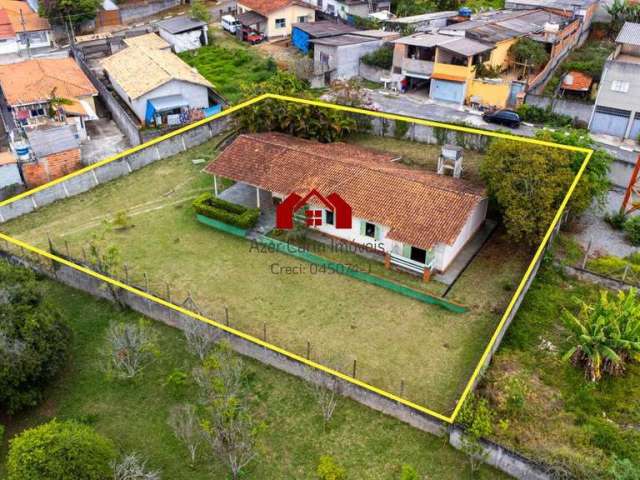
left=237, top=0, right=315, bottom=39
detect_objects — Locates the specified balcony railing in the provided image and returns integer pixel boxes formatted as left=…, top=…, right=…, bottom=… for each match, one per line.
left=402, top=58, right=434, bottom=78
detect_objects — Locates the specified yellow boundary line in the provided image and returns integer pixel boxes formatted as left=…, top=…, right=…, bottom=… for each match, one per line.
left=0, top=94, right=593, bottom=424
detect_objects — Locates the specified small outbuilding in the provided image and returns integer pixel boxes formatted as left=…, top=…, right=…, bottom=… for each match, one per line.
left=157, top=15, right=209, bottom=53
left=291, top=20, right=356, bottom=54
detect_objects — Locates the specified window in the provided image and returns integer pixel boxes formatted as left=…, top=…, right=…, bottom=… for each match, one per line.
left=325, top=209, right=334, bottom=225
left=327, top=4, right=335, bottom=13
left=364, top=222, right=376, bottom=238
left=297, top=15, right=307, bottom=23
left=317, top=0, right=323, bottom=8
left=611, top=80, right=630, bottom=93
left=410, top=247, right=427, bottom=264
left=275, top=18, right=286, bottom=29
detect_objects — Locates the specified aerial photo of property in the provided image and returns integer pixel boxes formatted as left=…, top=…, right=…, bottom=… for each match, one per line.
left=0, top=1, right=639, bottom=480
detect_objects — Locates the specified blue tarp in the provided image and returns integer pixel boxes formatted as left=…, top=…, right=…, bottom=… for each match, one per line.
left=292, top=27, right=311, bottom=54
left=203, top=104, right=222, bottom=117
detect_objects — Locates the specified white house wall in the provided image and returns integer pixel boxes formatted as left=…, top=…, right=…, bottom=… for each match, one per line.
left=0, top=163, right=22, bottom=189
left=314, top=40, right=383, bottom=81
left=159, top=28, right=207, bottom=53
left=0, top=38, right=19, bottom=54
left=438, top=198, right=488, bottom=271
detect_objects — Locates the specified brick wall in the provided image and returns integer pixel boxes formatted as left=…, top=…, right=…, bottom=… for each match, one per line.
left=22, top=149, right=82, bottom=188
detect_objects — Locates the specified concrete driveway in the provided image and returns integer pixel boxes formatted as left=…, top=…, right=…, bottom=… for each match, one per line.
left=81, top=118, right=130, bottom=165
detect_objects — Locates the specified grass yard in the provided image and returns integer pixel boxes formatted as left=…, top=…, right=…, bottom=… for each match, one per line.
left=3, top=135, right=530, bottom=416
left=479, top=256, right=640, bottom=479
left=0, top=274, right=508, bottom=479
left=179, top=39, right=277, bottom=103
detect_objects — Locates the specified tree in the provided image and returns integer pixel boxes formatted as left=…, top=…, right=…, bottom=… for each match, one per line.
left=310, top=375, right=340, bottom=432
left=480, top=139, right=576, bottom=247
left=606, top=0, right=640, bottom=37
left=48, top=87, right=73, bottom=118
left=196, top=343, right=261, bottom=479
left=167, top=404, right=202, bottom=467
left=102, top=320, right=158, bottom=379
left=6, top=419, right=116, bottom=480
left=182, top=317, right=221, bottom=361
left=563, top=289, right=640, bottom=382
left=86, top=237, right=126, bottom=308
left=0, top=261, right=71, bottom=413
left=112, top=453, right=161, bottom=480
left=237, top=72, right=357, bottom=143
left=39, top=0, right=101, bottom=25
left=190, top=0, right=211, bottom=23
left=508, top=37, right=549, bottom=72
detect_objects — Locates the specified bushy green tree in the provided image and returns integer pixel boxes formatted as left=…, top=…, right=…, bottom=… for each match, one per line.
left=508, top=37, right=549, bottom=70
left=39, top=0, right=100, bottom=25
left=190, top=0, right=211, bottom=23
left=237, top=72, right=357, bottom=143
left=480, top=139, right=575, bottom=247
left=563, top=289, right=640, bottom=382
left=6, top=419, right=116, bottom=480
left=0, top=261, right=71, bottom=413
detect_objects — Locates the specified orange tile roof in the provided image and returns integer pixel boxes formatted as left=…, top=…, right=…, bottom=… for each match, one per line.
left=238, top=0, right=312, bottom=16
left=0, top=9, right=15, bottom=39
left=0, top=0, right=50, bottom=32
left=561, top=70, right=593, bottom=92
left=0, top=58, right=97, bottom=106
left=205, top=133, right=486, bottom=250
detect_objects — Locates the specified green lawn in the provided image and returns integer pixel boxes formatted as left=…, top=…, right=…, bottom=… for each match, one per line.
left=3, top=135, right=529, bottom=416
left=480, top=258, right=640, bottom=478
left=0, top=274, right=507, bottom=479
left=179, top=36, right=277, bottom=103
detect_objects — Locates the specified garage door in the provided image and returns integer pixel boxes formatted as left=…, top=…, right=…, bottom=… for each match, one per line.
left=590, top=106, right=630, bottom=137
left=431, top=79, right=465, bottom=104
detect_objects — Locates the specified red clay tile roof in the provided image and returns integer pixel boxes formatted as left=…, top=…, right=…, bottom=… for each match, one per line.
left=561, top=70, right=593, bottom=92
left=0, top=9, right=15, bottom=39
left=0, top=58, right=97, bottom=106
left=0, top=0, right=50, bottom=32
left=205, top=133, right=486, bottom=250
left=238, top=0, right=311, bottom=15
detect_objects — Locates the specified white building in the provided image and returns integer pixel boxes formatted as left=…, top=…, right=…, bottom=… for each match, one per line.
left=101, top=41, right=224, bottom=126
left=157, top=15, right=209, bottom=53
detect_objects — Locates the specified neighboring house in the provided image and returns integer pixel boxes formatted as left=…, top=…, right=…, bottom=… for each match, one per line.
left=383, top=11, right=458, bottom=33
left=96, top=0, right=122, bottom=29
left=0, top=150, right=22, bottom=195
left=391, top=9, right=581, bottom=108
left=22, top=125, right=81, bottom=187
left=205, top=132, right=487, bottom=276
left=236, top=0, right=316, bottom=39
left=311, top=30, right=399, bottom=85
left=123, top=32, right=172, bottom=51
left=302, top=0, right=389, bottom=22
left=504, top=0, right=598, bottom=42
left=589, top=22, right=640, bottom=140
left=0, top=57, right=98, bottom=140
left=101, top=44, right=224, bottom=126
left=291, top=20, right=356, bottom=54
left=0, top=0, right=51, bottom=55
left=157, top=15, right=209, bottom=53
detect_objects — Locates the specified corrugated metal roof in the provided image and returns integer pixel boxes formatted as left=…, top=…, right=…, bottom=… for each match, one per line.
left=26, top=125, right=79, bottom=158
left=157, top=15, right=207, bottom=34
left=394, top=32, right=458, bottom=48
left=616, top=22, right=640, bottom=46
left=310, top=33, right=378, bottom=46
left=292, top=20, right=356, bottom=37
left=439, top=37, right=494, bottom=56
left=237, top=10, right=267, bottom=25
left=387, top=11, right=458, bottom=24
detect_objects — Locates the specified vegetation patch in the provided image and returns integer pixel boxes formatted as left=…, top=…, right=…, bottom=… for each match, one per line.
left=193, top=192, right=259, bottom=230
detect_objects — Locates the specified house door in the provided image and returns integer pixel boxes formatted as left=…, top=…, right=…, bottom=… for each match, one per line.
left=430, top=79, right=465, bottom=104
left=590, top=106, right=631, bottom=138
left=507, top=81, right=526, bottom=107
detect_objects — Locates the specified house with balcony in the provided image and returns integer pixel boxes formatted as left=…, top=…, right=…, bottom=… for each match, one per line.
left=391, top=8, right=582, bottom=108
left=589, top=22, right=640, bottom=140
left=236, top=0, right=316, bottom=39
left=204, top=132, right=487, bottom=278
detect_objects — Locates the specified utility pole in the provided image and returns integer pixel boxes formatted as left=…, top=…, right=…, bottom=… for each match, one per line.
left=19, top=8, right=31, bottom=59
left=67, top=14, right=76, bottom=49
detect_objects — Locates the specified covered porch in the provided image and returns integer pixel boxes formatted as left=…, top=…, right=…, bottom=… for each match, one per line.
left=214, top=180, right=275, bottom=236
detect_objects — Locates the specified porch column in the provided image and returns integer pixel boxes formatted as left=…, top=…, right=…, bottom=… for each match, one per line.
left=384, top=253, right=390, bottom=269
left=423, top=267, right=431, bottom=283
left=256, top=186, right=261, bottom=208
left=213, top=175, right=218, bottom=196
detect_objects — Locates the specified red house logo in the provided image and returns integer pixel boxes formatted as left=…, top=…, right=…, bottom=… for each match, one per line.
left=276, top=189, right=352, bottom=230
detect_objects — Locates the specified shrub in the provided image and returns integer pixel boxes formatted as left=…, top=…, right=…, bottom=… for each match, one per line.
left=193, top=193, right=260, bottom=230
left=0, top=261, right=71, bottom=413
left=516, top=104, right=572, bottom=127
left=606, top=210, right=628, bottom=230
left=102, top=320, right=158, bottom=379
left=624, top=215, right=640, bottom=246
left=399, top=464, right=419, bottom=480
left=361, top=46, right=393, bottom=70
left=609, top=456, right=640, bottom=480
left=317, top=455, right=346, bottom=480
left=7, top=419, right=116, bottom=480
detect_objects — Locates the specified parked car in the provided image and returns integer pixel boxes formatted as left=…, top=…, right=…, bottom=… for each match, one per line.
left=482, top=109, right=521, bottom=128
left=221, top=15, right=241, bottom=34
left=242, top=27, right=264, bottom=45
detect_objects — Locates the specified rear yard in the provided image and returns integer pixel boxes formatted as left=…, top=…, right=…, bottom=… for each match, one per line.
left=3, top=134, right=530, bottom=416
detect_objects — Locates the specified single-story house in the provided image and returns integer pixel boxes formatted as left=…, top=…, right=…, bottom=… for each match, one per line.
left=0, top=57, right=98, bottom=139
left=311, top=32, right=390, bottom=86
left=0, top=0, right=51, bottom=56
left=291, top=20, right=356, bottom=54
left=237, top=0, right=316, bottom=39
left=123, top=32, right=172, bottom=51
left=205, top=132, right=487, bottom=275
left=157, top=15, right=209, bottom=53
left=101, top=44, right=224, bottom=126
left=22, top=125, right=81, bottom=187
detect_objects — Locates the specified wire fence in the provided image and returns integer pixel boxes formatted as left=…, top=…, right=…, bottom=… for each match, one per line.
left=577, top=238, right=640, bottom=288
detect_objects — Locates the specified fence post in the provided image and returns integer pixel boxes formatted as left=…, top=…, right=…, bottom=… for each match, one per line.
left=306, top=340, right=311, bottom=359
left=144, top=272, right=149, bottom=292
left=581, top=237, right=592, bottom=269
left=400, top=379, right=405, bottom=398
left=623, top=264, right=630, bottom=283
left=65, top=240, right=70, bottom=257
left=352, top=359, right=357, bottom=378
left=224, top=306, right=229, bottom=326
left=263, top=322, right=267, bottom=341
left=124, top=264, right=129, bottom=284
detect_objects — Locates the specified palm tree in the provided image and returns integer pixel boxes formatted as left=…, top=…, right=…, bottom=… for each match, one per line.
left=47, top=87, right=73, bottom=118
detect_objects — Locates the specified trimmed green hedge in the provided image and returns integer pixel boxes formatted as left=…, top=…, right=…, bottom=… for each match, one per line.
left=193, top=193, right=260, bottom=230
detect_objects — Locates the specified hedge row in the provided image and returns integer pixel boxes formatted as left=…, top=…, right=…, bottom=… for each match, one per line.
left=193, top=192, right=260, bottom=230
